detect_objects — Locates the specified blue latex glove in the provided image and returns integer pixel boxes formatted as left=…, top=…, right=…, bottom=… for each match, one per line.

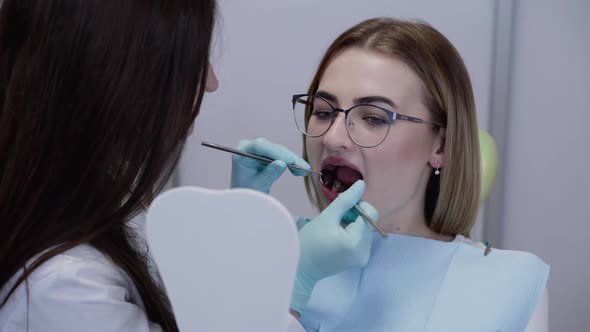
left=290, top=180, right=379, bottom=314
left=230, top=138, right=311, bottom=194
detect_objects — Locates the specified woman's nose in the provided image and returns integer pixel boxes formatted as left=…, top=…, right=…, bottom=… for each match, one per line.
left=322, top=112, right=355, bottom=151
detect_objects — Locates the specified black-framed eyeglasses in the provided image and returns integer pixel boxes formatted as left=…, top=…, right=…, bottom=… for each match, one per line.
left=291, top=94, right=445, bottom=148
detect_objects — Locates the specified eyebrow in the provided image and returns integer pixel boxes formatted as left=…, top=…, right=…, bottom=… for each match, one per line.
left=316, top=90, right=397, bottom=109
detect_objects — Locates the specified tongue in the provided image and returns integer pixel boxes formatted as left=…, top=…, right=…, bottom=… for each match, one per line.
left=336, top=166, right=363, bottom=188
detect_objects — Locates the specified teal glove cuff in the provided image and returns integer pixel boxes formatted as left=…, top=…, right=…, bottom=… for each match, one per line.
left=290, top=275, right=312, bottom=314
left=290, top=250, right=323, bottom=313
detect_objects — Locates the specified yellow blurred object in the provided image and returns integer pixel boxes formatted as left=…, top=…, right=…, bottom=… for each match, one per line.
left=479, top=128, right=498, bottom=202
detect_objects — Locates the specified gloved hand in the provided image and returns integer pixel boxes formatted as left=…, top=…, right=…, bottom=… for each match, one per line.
left=290, top=180, right=379, bottom=314
left=230, top=138, right=311, bottom=194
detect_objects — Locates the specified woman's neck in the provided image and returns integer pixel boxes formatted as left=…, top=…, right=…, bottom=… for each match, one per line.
left=379, top=207, right=453, bottom=242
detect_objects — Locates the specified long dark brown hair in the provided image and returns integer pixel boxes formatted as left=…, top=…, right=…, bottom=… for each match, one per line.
left=0, top=0, right=216, bottom=330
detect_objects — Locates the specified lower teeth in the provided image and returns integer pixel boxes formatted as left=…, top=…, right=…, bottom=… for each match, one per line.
left=331, top=179, right=342, bottom=193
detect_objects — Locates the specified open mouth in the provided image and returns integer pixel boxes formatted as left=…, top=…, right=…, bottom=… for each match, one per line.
left=320, top=164, right=364, bottom=197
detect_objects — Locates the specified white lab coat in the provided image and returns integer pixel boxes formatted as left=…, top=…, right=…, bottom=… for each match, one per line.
left=0, top=216, right=547, bottom=332
left=0, top=243, right=163, bottom=331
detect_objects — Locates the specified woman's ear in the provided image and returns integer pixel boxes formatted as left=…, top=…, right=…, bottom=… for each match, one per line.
left=429, top=128, right=446, bottom=169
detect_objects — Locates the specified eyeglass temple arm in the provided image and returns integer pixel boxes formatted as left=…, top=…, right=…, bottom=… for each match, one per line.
left=292, top=94, right=310, bottom=108
left=394, top=113, right=445, bottom=128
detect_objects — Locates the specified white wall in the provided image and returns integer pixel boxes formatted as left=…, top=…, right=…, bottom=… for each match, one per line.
left=178, top=0, right=494, bottom=227
left=500, top=0, right=590, bottom=330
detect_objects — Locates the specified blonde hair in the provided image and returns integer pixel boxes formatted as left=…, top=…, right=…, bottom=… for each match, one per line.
left=303, top=18, right=480, bottom=237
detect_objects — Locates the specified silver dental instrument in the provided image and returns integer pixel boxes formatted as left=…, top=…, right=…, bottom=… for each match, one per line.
left=201, top=141, right=387, bottom=238
left=201, top=141, right=324, bottom=177
left=351, top=204, right=387, bottom=238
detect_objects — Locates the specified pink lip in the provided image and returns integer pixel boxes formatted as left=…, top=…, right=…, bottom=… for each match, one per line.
left=319, top=156, right=363, bottom=202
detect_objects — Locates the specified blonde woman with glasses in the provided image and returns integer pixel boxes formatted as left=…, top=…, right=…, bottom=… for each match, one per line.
left=231, top=18, right=549, bottom=332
